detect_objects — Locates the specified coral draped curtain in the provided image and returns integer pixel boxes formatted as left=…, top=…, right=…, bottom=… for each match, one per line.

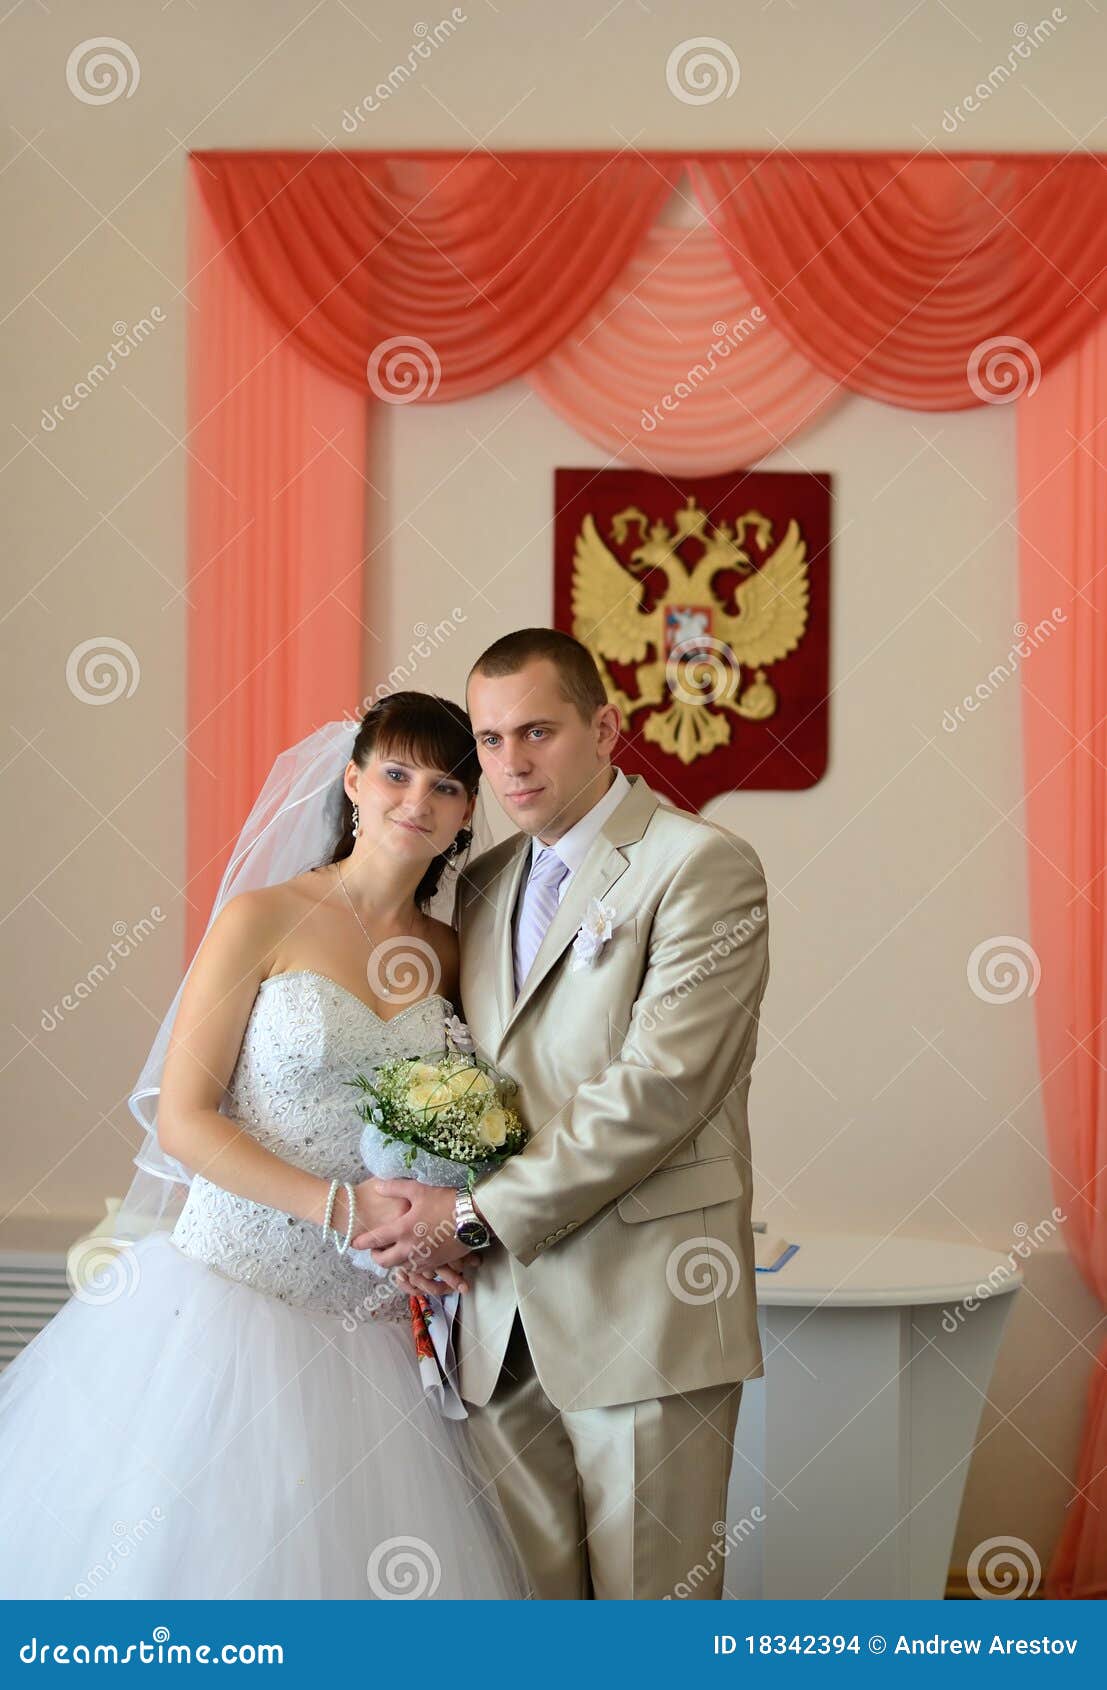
left=526, top=221, right=846, bottom=471
left=199, top=152, right=682, bottom=396
left=1018, top=312, right=1107, bottom=1598
left=691, top=154, right=1107, bottom=409
left=185, top=174, right=368, bottom=936
left=186, top=150, right=1107, bottom=1596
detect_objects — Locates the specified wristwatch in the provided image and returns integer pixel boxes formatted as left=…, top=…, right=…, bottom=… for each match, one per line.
left=454, top=1189, right=491, bottom=1250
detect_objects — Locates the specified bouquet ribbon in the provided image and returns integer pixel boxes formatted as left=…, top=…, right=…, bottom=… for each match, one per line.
left=408, top=1289, right=467, bottom=1420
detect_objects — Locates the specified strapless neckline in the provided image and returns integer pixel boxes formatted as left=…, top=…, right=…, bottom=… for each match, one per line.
left=258, top=968, right=452, bottom=1029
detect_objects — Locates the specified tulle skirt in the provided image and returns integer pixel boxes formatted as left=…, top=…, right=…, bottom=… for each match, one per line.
left=0, top=1233, right=527, bottom=1600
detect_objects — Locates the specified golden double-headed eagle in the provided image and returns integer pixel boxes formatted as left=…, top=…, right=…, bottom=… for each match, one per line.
left=571, top=494, right=811, bottom=765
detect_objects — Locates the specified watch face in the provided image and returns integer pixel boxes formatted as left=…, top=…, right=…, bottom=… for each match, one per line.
left=457, top=1218, right=490, bottom=1249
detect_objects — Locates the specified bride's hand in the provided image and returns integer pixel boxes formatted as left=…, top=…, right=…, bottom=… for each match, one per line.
left=337, top=1177, right=408, bottom=1237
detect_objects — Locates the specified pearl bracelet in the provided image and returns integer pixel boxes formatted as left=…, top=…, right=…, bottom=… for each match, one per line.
left=321, top=1178, right=339, bottom=1237
left=334, top=1180, right=356, bottom=1254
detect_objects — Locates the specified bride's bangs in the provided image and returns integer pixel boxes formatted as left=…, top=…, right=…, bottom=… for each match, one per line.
left=371, top=696, right=479, bottom=792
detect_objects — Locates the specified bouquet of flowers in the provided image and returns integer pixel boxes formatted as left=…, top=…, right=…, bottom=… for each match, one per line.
left=345, top=1014, right=525, bottom=1280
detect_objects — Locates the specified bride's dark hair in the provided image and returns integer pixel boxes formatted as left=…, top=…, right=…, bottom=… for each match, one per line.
left=320, top=691, right=481, bottom=909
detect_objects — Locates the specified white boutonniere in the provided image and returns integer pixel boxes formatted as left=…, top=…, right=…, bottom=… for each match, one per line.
left=444, top=1012, right=476, bottom=1054
left=570, top=898, right=618, bottom=972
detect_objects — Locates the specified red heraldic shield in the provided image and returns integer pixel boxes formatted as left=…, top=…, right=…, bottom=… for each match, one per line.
left=554, top=467, right=831, bottom=808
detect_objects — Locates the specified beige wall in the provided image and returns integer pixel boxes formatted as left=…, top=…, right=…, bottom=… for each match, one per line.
left=3, top=0, right=1103, bottom=1576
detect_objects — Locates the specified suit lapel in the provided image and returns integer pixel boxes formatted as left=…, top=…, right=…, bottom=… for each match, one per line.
left=501, top=774, right=660, bottom=1038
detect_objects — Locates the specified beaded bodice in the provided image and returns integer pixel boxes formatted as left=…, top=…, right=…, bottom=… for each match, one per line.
left=171, top=971, right=450, bottom=1319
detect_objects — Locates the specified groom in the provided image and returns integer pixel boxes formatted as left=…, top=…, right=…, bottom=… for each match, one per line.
left=364, top=628, right=770, bottom=1600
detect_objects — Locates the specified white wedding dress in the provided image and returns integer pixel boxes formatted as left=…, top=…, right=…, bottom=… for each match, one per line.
left=0, top=972, right=527, bottom=1600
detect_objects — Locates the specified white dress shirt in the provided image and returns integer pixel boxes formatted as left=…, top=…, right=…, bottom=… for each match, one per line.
left=527, top=765, right=631, bottom=904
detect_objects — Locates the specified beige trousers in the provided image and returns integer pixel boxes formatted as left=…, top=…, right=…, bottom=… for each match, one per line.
left=464, top=1310, right=742, bottom=1600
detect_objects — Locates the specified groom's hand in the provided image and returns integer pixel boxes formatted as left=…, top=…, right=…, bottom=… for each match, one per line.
left=353, top=1180, right=472, bottom=1271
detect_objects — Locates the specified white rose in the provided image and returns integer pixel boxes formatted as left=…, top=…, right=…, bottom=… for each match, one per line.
left=477, top=1107, right=509, bottom=1148
left=407, top=1080, right=451, bottom=1112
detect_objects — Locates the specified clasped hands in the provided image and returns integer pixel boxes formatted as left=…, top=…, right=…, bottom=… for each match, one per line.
left=347, top=1176, right=481, bottom=1299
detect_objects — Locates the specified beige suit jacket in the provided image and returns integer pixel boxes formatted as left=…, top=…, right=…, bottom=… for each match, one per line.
left=455, top=773, right=770, bottom=1413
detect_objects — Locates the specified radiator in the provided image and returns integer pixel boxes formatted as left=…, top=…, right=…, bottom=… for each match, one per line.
left=0, top=1252, right=70, bottom=1371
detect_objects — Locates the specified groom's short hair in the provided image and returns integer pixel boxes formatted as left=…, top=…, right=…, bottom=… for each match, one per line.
left=469, top=628, right=608, bottom=724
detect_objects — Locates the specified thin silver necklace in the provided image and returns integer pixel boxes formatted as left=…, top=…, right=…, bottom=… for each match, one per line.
left=336, top=861, right=391, bottom=995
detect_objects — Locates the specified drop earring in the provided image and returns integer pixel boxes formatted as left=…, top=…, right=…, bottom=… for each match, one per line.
left=351, top=802, right=360, bottom=839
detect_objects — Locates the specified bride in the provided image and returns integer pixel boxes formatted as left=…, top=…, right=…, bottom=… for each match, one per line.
left=0, top=693, right=528, bottom=1600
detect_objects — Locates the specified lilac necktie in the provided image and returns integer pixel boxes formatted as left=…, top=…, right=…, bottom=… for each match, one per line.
left=513, top=845, right=570, bottom=995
